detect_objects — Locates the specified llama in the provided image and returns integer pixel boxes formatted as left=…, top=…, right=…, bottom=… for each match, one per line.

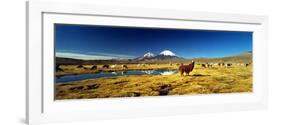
left=213, top=63, right=219, bottom=67
left=201, top=64, right=207, bottom=68
left=110, top=64, right=117, bottom=68
left=103, top=64, right=109, bottom=69
left=122, top=64, right=128, bottom=69
left=207, top=63, right=212, bottom=68
left=178, top=60, right=195, bottom=76
left=246, top=62, right=251, bottom=67
left=219, top=62, right=225, bottom=67
left=90, top=65, right=97, bottom=70
left=77, top=65, right=84, bottom=68
left=56, top=64, right=63, bottom=72
left=226, top=63, right=232, bottom=67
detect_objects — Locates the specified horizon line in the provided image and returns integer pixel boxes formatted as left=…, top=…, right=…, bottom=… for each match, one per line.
left=56, top=51, right=252, bottom=60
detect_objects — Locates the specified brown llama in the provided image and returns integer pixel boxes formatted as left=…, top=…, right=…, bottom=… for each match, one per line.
left=246, top=62, right=251, bottom=67
left=178, top=60, right=195, bottom=76
left=77, top=65, right=84, bottom=68
left=227, top=63, right=232, bottom=67
left=90, top=65, right=97, bottom=70
left=103, top=64, right=109, bottom=69
left=201, top=64, right=207, bottom=68
left=56, top=64, right=63, bottom=72
left=122, top=64, right=128, bottom=69
left=207, top=63, right=212, bottom=68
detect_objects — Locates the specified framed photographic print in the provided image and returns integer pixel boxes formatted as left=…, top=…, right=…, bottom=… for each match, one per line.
left=26, top=1, right=268, bottom=124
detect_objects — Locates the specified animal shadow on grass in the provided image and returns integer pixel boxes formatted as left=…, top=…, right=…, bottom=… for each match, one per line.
left=159, top=84, right=172, bottom=96
left=68, top=84, right=100, bottom=91
left=192, top=73, right=211, bottom=77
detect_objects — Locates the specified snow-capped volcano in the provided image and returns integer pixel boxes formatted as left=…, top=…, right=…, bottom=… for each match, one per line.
left=135, top=50, right=182, bottom=61
left=143, top=52, right=155, bottom=58
left=159, top=50, right=176, bottom=56
left=135, top=52, right=155, bottom=60
left=153, top=50, right=180, bottom=60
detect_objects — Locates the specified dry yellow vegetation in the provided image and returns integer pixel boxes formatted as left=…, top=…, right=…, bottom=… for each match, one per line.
left=56, top=64, right=178, bottom=76
left=55, top=64, right=252, bottom=100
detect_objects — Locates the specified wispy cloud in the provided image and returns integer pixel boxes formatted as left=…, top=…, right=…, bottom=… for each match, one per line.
left=56, top=51, right=136, bottom=60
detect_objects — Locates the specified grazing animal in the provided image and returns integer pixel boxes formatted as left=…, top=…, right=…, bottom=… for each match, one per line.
left=77, top=65, right=84, bottom=68
left=56, top=64, right=63, bottom=72
left=246, top=63, right=251, bottom=67
left=122, top=64, right=128, bottom=69
left=103, top=64, right=109, bottom=69
left=110, top=64, right=117, bottom=68
left=213, top=63, right=218, bottom=67
left=227, top=63, right=232, bottom=67
left=218, top=63, right=225, bottom=67
left=179, top=60, right=195, bottom=76
left=201, top=64, right=207, bottom=68
left=169, top=62, right=172, bottom=66
left=207, top=63, right=212, bottom=68
left=176, top=63, right=180, bottom=66
left=141, top=64, right=146, bottom=67
left=237, top=63, right=242, bottom=66
left=90, top=65, right=97, bottom=70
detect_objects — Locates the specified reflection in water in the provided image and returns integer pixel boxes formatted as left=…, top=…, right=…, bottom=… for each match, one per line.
left=56, top=69, right=177, bottom=83
left=141, top=70, right=155, bottom=75
left=160, top=71, right=177, bottom=75
left=121, top=71, right=127, bottom=75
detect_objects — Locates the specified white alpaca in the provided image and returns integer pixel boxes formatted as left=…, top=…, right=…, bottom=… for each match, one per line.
left=110, top=64, right=117, bottom=68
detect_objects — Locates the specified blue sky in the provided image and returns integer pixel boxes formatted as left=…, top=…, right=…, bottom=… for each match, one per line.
left=55, top=24, right=252, bottom=60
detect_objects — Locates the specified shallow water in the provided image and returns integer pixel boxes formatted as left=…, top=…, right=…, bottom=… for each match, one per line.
left=56, top=69, right=177, bottom=83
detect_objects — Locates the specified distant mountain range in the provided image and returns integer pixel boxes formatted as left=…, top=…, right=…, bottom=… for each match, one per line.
left=56, top=50, right=252, bottom=65
left=135, top=50, right=183, bottom=61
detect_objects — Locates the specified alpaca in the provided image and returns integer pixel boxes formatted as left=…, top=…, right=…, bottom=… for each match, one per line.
left=178, top=60, right=195, bottom=76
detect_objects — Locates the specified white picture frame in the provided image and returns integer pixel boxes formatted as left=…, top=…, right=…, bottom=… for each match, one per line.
left=26, top=1, right=268, bottom=124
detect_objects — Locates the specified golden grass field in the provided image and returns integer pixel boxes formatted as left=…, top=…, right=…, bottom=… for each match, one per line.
left=55, top=63, right=252, bottom=100
left=56, top=64, right=178, bottom=76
